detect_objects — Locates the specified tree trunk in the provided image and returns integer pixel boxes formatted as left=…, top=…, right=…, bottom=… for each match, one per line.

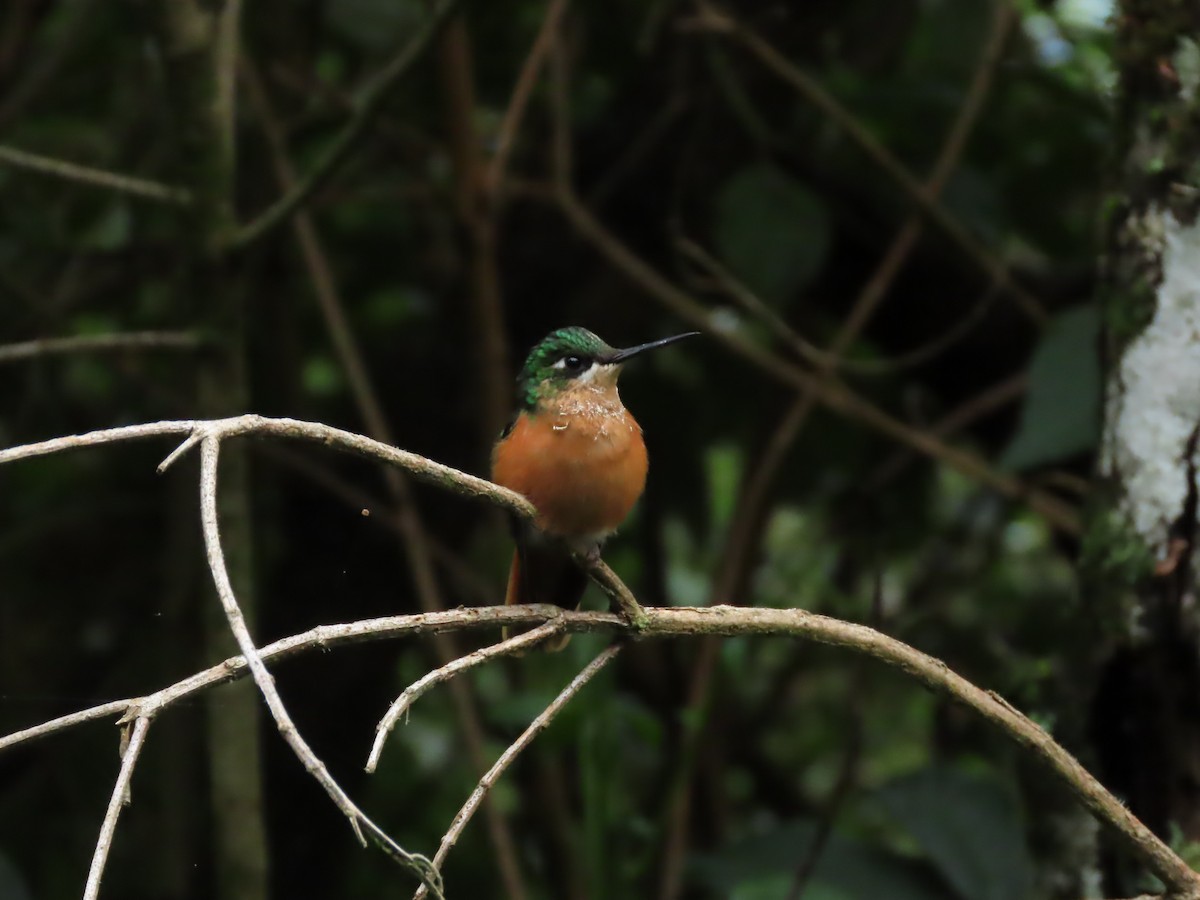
left=1090, top=2, right=1200, bottom=891
left=150, top=3, right=269, bottom=899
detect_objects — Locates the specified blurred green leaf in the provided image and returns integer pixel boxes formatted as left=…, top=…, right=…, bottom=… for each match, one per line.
left=690, top=818, right=955, bottom=900
left=713, top=164, right=830, bottom=306
left=302, top=355, right=346, bottom=397
left=872, top=765, right=1035, bottom=900
left=1000, top=305, right=1100, bottom=470
left=80, top=202, right=131, bottom=250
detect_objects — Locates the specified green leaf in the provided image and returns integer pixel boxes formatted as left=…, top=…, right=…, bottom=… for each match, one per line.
left=689, top=818, right=956, bottom=900
left=872, top=765, right=1035, bottom=900
left=713, top=164, right=830, bottom=306
left=302, top=355, right=345, bottom=397
left=80, top=202, right=131, bottom=250
left=1000, top=304, right=1100, bottom=470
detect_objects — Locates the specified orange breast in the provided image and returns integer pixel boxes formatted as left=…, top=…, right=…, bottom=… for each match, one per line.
left=491, top=402, right=647, bottom=539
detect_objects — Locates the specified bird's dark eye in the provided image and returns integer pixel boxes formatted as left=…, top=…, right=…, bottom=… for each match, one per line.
left=563, top=355, right=585, bottom=372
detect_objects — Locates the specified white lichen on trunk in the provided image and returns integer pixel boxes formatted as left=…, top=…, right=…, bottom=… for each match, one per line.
left=1102, top=207, right=1200, bottom=557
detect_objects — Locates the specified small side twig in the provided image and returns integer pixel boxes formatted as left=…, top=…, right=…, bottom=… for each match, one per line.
left=0, top=144, right=192, bottom=205
left=413, top=645, right=622, bottom=899
left=82, top=715, right=151, bottom=900
left=0, top=331, right=203, bottom=365
left=366, top=619, right=567, bottom=773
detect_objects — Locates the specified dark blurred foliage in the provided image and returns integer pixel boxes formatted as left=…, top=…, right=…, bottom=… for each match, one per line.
left=0, top=0, right=1134, bottom=898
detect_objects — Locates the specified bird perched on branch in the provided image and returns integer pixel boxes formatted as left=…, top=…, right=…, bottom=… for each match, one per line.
left=491, top=326, right=697, bottom=649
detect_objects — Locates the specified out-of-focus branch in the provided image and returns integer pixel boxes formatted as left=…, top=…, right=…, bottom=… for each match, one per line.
left=0, top=331, right=202, bottom=364
left=687, top=0, right=1048, bottom=326
left=437, top=12, right=512, bottom=445
left=659, top=7, right=1022, bottom=891
left=552, top=179, right=1079, bottom=533
left=487, top=0, right=571, bottom=200
left=231, top=0, right=457, bottom=248
left=0, top=144, right=193, bottom=204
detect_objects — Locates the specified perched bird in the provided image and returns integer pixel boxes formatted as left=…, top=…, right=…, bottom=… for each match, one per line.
left=492, top=326, right=697, bottom=647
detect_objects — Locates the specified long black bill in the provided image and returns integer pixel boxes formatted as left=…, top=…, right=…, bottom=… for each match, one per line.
left=606, top=331, right=700, bottom=364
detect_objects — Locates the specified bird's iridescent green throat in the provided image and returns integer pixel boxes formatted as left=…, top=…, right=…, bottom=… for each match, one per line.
left=513, top=327, right=699, bottom=413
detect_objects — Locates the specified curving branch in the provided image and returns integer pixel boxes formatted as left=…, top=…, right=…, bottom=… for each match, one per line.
left=2, top=417, right=1197, bottom=898
left=195, top=434, right=443, bottom=896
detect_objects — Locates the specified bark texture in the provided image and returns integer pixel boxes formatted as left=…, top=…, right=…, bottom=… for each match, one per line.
left=1090, top=3, right=1200, bottom=889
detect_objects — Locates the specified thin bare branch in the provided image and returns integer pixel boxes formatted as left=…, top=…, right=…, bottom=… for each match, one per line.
left=0, top=144, right=192, bottom=204
left=413, top=645, right=623, bottom=899
left=0, top=420, right=198, bottom=465
left=367, top=620, right=566, bottom=773
left=197, top=436, right=442, bottom=897
left=232, top=0, right=457, bottom=248
left=0, top=331, right=202, bottom=364
left=0, top=700, right=130, bottom=751
left=0, top=605, right=584, bottom=756
left=82, top=716, right=151, bottom=900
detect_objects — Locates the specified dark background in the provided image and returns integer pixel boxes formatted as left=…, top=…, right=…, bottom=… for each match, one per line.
left=0, top=1, right=1139, bottom=898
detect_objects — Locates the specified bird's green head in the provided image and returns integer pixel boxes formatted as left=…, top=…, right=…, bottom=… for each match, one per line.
left=514, top=326, right=698, bottom=412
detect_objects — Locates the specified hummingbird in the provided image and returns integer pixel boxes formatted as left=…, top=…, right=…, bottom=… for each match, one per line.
left=491, top=326, right=698, bottom=648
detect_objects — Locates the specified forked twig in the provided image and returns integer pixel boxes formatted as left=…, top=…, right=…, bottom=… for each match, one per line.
left=413, top=645, right=622, bottom=899
left=196, top=435, right=443, bottom=898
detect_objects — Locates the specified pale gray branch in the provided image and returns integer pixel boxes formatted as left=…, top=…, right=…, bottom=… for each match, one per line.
left=413, top=644, right=622, bottom=899
left=82, top=715, right=151, bottom=900
left=0, top=144, right=192, bottom=204
left=197, top=436, right=443, bottom=898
